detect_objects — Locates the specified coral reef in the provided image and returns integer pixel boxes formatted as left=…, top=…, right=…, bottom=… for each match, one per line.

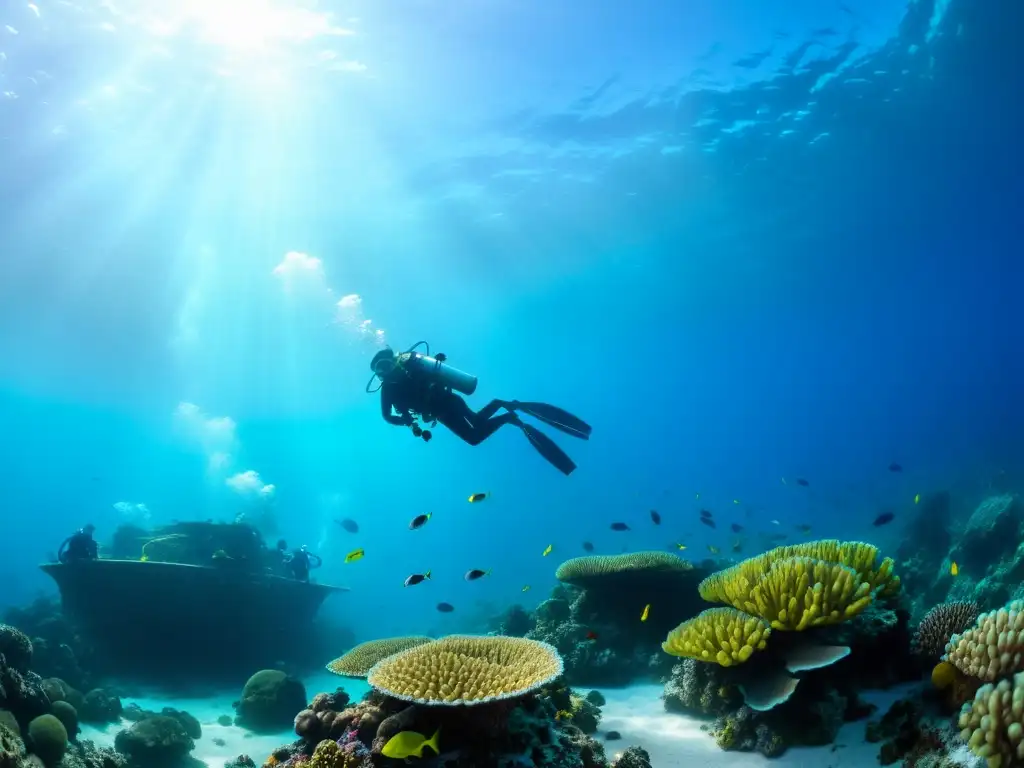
left=662, top=659, right=740, bottom=717
left=263, top=635, right=631, bottom=768
left=25, top=715, right=66, bottom=767
left=2, top=601, right=92, bottom=691
left=325, top=638, right=433, bottom=678
left=78, top=691, right=122, bottom=725
left=236, top=670, right=308, bottom=732
left=114, top=715, right=194, bottom=767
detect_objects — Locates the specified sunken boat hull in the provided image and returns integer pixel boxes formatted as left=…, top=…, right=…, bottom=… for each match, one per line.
left=41, top=550, right=346, bottom=681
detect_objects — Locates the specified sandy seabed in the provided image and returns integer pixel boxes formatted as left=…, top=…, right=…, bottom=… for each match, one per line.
left=80, top=673, right=913, bottom=768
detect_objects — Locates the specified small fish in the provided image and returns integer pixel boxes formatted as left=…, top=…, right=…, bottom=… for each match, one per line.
left=464, top=568, right=490, bottom=581
left=404, top=571, right=431, bottom=587
left=700, top=517, right=716, bottom=529
left=781, top=477, right=787, bottom=485
left=796, top=524, right=812, bottom=533
left=889, top=463, right=903, bottom=473
left=873, top=511, right=895, bottom=527
left=344, top=548, right=364, bottom=564
left=730, top=523, right=744, bottom=533
left=467, top=492, right=488, bottom=503
left=337, top=518, right=359, bottom=533
left=139, top=554, right=149, bottom=562
left=640, top=604, right=650, bottom=622
left=914, top=493, right=920, bottom=504
left=731, top=539, right=743, bottom=553
left=522, top=585, right=531, bottom=592
left=674, top=543, right=687, bottom=551
left=381, top=728, right=440, bottom=760
left=585, top=630, right=599, bottom=641
left=796, top=478, right=809, bottom=487
left=732, top=499, right=740, bottom=505
left=409, top=513, right=432, bottom=530
left=708, top=545, right=720, bottom=555
left=555, top=710, right=573, bottom=721
left=436, top=602, right=455, bottom=613
left=610, top=522, right=630, bottom=531
left=695, top=492, right=700, bottom=500
left=770, top=519, right=781, bottom=525
left=950, top=562, right=959, bottom=577
left=582, top=541, right=595, bottom=552
left=700, top=509, right=713, bottom=518
left=650, top=510, right=661, bottom=525
left=542, top=544, right=553, bottom=557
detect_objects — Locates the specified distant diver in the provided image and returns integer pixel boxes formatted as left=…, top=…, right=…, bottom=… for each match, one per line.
left=367, top=342, right=592, bottom=476
left=58, top=524, right=98, bottom=564
left=284, top=545, right=322, bottom=582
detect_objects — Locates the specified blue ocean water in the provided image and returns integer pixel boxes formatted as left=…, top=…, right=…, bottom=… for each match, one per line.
left=0, top=0, right=1020, bottom=649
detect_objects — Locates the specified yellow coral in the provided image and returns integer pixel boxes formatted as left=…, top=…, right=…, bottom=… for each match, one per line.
left=959, top=672, right=1024, bottom=767
left=945, top=601, right=1024, bottom=682
left=326, top=636, right=434, bottom=678
left=555, top=552, right=693, bottom=586
left=366, top=634, right=563, bottom=706
left=662, top=607, right=771, bottom=666
left=698, top=539, right=899, bottom=622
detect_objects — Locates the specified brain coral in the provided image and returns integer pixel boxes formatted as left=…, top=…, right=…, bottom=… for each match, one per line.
left=945, top=601, right=1024, bottom=681
left=555, top=552, right=692, bottom=587
left=366, top=635, right=563, bottom=706
left=326, top=637, right=434, bottom=678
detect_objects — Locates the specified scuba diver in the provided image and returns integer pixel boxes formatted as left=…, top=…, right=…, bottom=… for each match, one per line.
left=58, top=524, right=99, bottom=564
left=367, top=342, right=592, bottom=476
left=284, top=545, right=322, bottom=582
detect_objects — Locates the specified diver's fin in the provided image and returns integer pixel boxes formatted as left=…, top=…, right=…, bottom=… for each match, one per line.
left=513, top=402, right=592, bottom=440
left=521, top=424, right=577, bottom=476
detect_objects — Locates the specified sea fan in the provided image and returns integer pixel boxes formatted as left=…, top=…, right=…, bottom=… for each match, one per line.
left=912, top=601, right=981, bottom=660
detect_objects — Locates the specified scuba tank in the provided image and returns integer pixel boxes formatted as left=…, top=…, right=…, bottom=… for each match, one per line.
left=366, top=341, right=478, bottom=395
left=401, top=349, right=478, bottom=395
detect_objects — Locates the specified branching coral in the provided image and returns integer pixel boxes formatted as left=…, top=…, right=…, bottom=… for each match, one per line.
left=913, top=601, right=981, bottom=660
left=662, top=608, right=771, bottom=666
left=959, top=671, right=1024, bottom=767
left=366, top=635, right=563, bottom=706
left=326, top=637, right=434, bottom=678
left=946, top=601, right=1024, bottom=682
left=698, top=539, right=900, bottom=611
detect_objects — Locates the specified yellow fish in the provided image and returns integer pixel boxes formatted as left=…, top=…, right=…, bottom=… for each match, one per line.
left=344, top=548, right=364, bottom=564
left=914, top=493, right=921, bottom=504
left=139, top=554, right=149, bottom=562
left=522, top=585, right=531, bottom=592
left=381, top=728, right=440, bottom=759
left=707, top=545, right=720, bottom=555
left=674, top=543, right=687, bottom=551
left=951, top=561, right=959, bottom=577
left=640, top=604, right=650, bottom=622
left=468, top=492, right=488, bottom=503
left=542, top=544, right=553, bottom=557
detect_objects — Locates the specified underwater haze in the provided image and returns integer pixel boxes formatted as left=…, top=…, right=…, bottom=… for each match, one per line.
left=0, top=0, right=1022, bottom=642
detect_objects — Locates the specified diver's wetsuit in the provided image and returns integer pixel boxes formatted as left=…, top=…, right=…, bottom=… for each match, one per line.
left=287, top=550, right=323, bottom=582
left=381, top=376, right=518, bottom=446
left=58, top=529, right=98, bottom=563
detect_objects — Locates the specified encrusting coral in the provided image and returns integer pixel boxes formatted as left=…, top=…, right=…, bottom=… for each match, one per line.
left=325, top=637, right=434, bottom=678
left=945, top=601, right=1024, bottom=682
left=662, top=608, right=771, bottom=666
left=913, top=601, right=981, bottom=660
left=366, top=635, right=563, bottom=706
